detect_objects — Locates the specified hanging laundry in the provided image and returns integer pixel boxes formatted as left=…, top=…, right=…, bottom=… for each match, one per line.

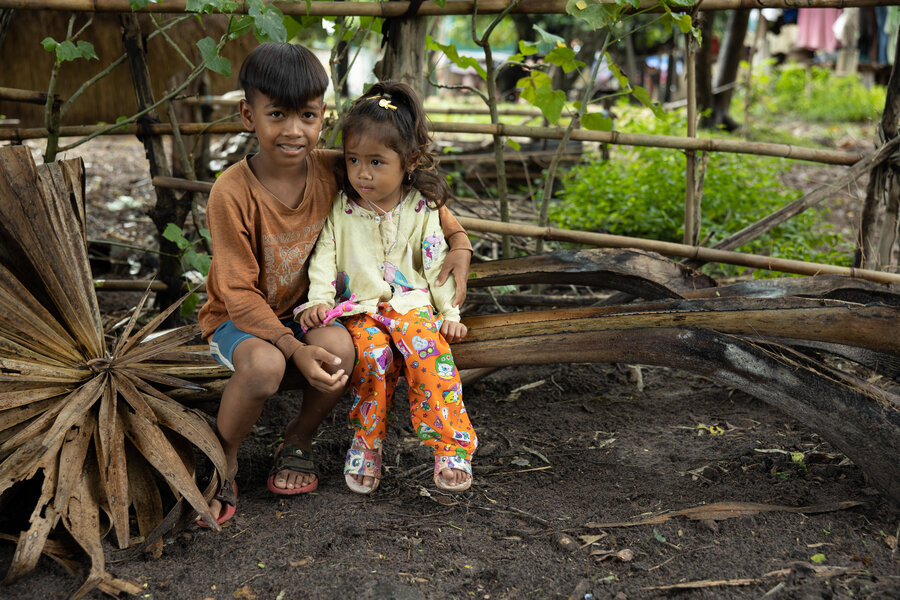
left=795, top=8, right=842, bottom=53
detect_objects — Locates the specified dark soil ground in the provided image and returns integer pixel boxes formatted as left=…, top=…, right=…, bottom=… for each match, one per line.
left=1, top=135, right=898, bottom=600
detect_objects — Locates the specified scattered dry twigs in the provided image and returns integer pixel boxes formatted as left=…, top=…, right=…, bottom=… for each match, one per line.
left=644, top=563, right=863, bottom=591
left=0, top=145, right=225, bottom=598
left=585, top=500, right=865, bottom=529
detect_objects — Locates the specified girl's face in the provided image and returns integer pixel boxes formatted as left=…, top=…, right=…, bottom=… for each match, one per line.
left=344, top=132, right=409, bottom=211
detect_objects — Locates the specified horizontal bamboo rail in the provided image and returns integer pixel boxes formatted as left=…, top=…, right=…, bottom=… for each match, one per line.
left=455, top=216, right=900, bottom=285
left=433, top=122, right=863, bottom=165
left=184, top=96, right=550, bottom=118
left=1, top=121, right=863, bottom=166
left=146, top=175, right=900, bottom=285
left=5, top=0, right=900, bottom=14
left=0, top=87, right=56, bottom=106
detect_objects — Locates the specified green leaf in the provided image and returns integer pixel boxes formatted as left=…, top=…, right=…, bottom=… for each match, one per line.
left=180, top=292, right=200, bottom=317
left=426, top=36, right=487, bottom=80
left=197, top=37, right=231, bottom=77
left=631, top=86, right=664, bottom=118
left=129, top=0, right=151, bottom=10
left=228, top=16, right=254, bottom=39
left=545, top=45, right=584, bottom=74
left=517, top=40, right=539, bottom=57
left=566, top=0, right=620, bottom=30
left=248, top=0, right=288, bottom=43
left=518, top=71, right=565, bottom=124
left=507, top=139, right=521, bottom=151
left=533, top=24, right=566, bottom=54
left=184, top=248, right=212, bottom=276
left=605, top=56, right=631, bottom=91
left=76, top=41, right=98, bottom=61
left=162, top=223, right=191, bottom=250
left=653, top=528, right=666, bottom=543
left=41, top=37, right=59, bottom=52
left=283, top=15, right=309, bottom=42
left=582, top=113, right=613, bottom=131
left=810, top=553, right=826, bottom=563
left=199, top=228, right=211, bottom=244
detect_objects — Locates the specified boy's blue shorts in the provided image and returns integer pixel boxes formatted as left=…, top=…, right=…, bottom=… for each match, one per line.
left=208, top=318, right=346, bottom=371
left=209, top=318, right=305, bottom=371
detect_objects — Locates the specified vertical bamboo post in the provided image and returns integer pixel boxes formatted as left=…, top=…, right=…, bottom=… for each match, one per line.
left=684, top=29, right=699, bottom=246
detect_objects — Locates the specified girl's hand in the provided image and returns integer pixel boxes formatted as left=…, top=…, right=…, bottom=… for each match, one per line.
left=299, top=304, right=329, bottom=331
left=436, top=248, right=471, bottom=308
left=440, top=320, right=468, bottom=343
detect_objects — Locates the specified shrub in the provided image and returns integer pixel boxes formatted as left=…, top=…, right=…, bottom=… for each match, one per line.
left=550, top=108, right=849, bottom=279
left=748, top=64, right=884, bottom=124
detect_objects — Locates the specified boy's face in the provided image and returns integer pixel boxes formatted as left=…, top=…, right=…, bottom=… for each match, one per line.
left=239, top=91, right=325, bottom=171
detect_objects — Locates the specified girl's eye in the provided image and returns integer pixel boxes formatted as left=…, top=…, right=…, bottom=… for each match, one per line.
left=269, top=111, right=284, bottom=118
left=302, top=111, right=316, bottom=119
left=348, top=157, right=358, bottom=164
left=371, top=160, right=382, bottom=166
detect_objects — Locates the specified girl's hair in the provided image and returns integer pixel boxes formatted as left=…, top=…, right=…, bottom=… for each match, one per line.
left=336, top=81, right=450, bottom=208
left=239, top=42, right=329, bottom=110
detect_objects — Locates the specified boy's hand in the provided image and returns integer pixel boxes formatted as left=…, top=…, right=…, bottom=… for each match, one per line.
left=440, top=320, right=468, bottom=343
left=298, top=304, right=329, bottom=331
left=291, top=344, right=348, bottom=393
left=436, top=248, right=471, bottom=308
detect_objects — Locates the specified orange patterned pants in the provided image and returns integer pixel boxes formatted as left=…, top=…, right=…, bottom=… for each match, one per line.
left=344, top=304, right=477, bottom=474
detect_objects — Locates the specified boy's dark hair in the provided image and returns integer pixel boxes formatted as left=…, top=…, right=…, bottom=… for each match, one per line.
left=239, top=42, right=329, bottom=109
left=336, top=81, right=450, bottom=209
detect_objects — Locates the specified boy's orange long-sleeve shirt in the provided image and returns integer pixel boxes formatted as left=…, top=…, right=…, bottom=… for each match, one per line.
left=198, top=149, right=471, bottom=361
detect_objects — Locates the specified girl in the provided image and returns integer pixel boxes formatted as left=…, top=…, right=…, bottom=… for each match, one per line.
left=295, top=81, right=476, bottom=494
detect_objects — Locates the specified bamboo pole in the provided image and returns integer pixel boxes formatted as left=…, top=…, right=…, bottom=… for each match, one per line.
left=5, top=0, right=900, bottom=15
left=685, top=30, right=699, bottom=246
left=432, top=123, right=862, bottom=165
left=0, top=87, right=57, bottom=105
left=455, top=216, right=900, bottom=285
left=2, top=121, right=863, bottom=166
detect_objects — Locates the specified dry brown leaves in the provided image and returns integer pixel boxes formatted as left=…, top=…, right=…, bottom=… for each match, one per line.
left=0, top=145, right=225, bottom=598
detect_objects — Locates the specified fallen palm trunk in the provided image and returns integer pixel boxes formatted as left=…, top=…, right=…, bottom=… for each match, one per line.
left=452, top=323, right=900, bottom=503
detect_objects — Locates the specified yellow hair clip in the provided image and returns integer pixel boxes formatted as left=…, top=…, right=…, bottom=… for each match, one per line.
left=377, top=97, right=398, bottom=111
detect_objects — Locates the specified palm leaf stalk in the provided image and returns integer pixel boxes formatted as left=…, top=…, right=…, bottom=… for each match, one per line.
left=0, top=145, right=226, bottom=598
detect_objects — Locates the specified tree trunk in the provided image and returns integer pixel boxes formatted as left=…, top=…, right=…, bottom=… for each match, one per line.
left=119, top=13, right=187, bottom=315
left=696, top=14, right=716, bottom=129
left=857, top=22, right=900, bottom=269
left=376, top=13, right=428, bottom=99
left=711, top=9, right=750, bottom=131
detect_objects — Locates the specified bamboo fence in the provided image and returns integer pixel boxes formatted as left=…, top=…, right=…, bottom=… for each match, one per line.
left=5, top=0, right=900, bottom=14
left=145, top=175, right=900, bottom=286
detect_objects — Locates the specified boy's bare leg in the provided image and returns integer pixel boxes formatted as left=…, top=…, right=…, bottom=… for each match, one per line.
left=208, top=338, right=287, bottom=520
left=271, top=325, right=355, bottom=491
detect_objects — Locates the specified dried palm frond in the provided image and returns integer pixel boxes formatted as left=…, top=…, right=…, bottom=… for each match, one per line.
left=0, top=145, right=226, bottom=598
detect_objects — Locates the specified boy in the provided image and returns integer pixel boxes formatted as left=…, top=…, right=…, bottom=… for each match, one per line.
left=197, top=42, right=472, bottom=525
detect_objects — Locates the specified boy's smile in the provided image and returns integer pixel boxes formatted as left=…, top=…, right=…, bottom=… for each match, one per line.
left=344, top=133, right=410, bottom=213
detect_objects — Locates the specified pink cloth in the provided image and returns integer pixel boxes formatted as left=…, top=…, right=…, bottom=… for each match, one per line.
left=795, top=8, right=842, bottom=52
